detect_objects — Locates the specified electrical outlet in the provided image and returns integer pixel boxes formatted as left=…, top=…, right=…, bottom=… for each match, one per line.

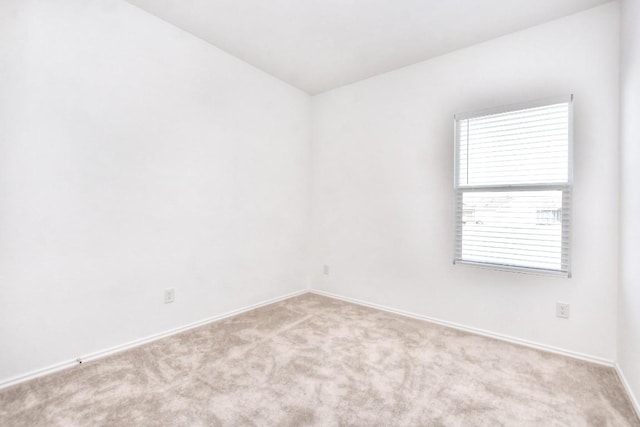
left=556, top=302, right=570, bottom=319
left=323, top=265, right=329, bottom=275
left=164, top=288, right=175, bottom=304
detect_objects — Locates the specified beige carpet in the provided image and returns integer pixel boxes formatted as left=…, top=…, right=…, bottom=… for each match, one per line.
left=0, top=293, right=638, bottom=426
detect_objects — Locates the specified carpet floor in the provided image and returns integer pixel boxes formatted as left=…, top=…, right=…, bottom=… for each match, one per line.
left=0, top=293, right=638, bottom=426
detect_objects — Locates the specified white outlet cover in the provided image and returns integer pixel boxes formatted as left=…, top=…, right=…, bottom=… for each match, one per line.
left=556, top=302, right=570, bottom=319
left=164, top=288, right=175, bottom=304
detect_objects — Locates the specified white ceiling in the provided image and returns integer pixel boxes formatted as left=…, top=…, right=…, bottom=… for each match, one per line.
left=127, top=0, right=610, bottom=94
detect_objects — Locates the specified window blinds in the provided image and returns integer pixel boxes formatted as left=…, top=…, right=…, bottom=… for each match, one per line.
left=454, top=96, right=572, bottom=276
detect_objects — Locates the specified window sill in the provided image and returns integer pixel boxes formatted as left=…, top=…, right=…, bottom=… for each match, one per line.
left=454, top=259, right=571, bottom=278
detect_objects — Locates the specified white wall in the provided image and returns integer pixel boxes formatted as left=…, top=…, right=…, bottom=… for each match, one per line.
left=0, top=0, right=310, bottom=383
left=619, top=0, right=640, bottom=408
left=310, top=3, right=620, bottom=361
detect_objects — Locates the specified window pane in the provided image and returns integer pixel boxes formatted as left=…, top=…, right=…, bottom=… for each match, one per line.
left=458, top=190, right=567, bottom=271
left=458, top=103, right=569, bottom=186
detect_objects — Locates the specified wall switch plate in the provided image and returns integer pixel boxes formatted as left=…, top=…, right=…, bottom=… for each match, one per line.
left=556, top=302, right=570, bottom=319
left=323, top=265, right=329, bottom=275
left=164, top=288, right=175, bottom=304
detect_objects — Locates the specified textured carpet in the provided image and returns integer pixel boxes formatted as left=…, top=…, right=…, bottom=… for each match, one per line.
left=0, top=293, right=638, bottom=426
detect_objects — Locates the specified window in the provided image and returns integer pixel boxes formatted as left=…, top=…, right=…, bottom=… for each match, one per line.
left=454, top=96, right=572, bottom=276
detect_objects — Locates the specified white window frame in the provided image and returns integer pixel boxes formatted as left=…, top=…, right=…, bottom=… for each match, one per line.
left=453, top=95, right=573, bottom=277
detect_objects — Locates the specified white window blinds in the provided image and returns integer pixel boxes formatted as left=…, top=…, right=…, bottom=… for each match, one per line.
left=454, top=96, right=573, bottom=276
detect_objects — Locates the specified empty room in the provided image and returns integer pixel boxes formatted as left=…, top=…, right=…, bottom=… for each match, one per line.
left=1, top=0, right=639, bottom=425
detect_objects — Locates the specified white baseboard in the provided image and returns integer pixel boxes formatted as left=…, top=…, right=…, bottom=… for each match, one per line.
left=310, top=289, right=614, bottom=367
left=0, top=289, right=308, bottom=390
left=2, top=287, right=628, bottom=408
left=615, top=363, right=640, bottom=420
